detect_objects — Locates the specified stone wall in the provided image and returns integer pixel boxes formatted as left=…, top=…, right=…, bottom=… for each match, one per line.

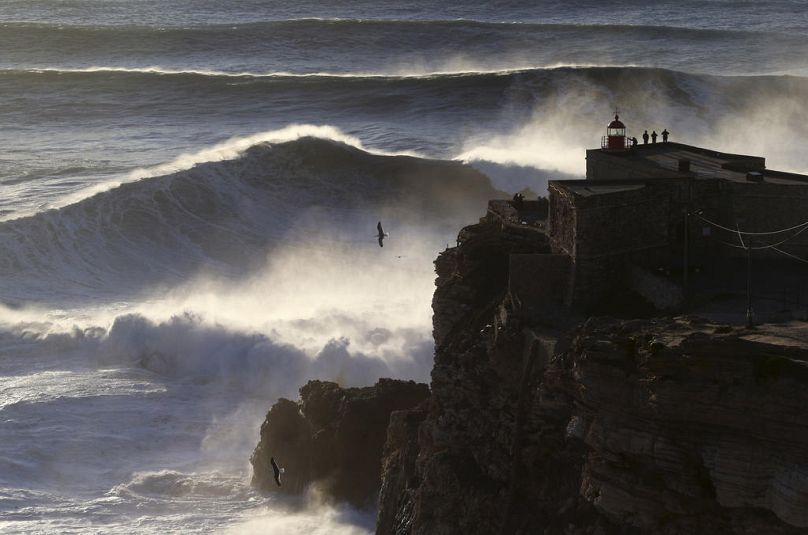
left=507, top=253, right=570, bottom=313
left=548, top=182, right=576, bottom=256
left=586, top=149, right=681, bottom=181
left=548, top=168, right=808, bottom=312
left=559, top=183, right=679, bottom=309
left=573, top=184, right=675, bottom=261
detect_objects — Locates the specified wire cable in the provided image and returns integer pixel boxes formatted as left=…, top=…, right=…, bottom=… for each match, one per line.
left=735, top=222, right=746, bottom=249
left=696, top=213, right=808, bottom=236
left=771, top=246, right=808, bottom=265
left=714, top=223, right=808, bottom=250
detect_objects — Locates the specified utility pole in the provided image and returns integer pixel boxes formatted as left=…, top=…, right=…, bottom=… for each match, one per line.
left=746, top=237, right=754, bottom=328
left=683, top=182, right=690, bottom=302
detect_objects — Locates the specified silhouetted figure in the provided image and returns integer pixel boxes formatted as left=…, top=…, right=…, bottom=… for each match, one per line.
left=651, top=130, right=658, bottom=143
left=642, top=130, right=649, bottom=145
left=512, top=192, right=524, bottom=209
left=631, top=136, right=638, bottom=148
left=662, top=129, right=669, bottom=142
left=377, top=221, right=388, bottom=247
left=270, top=457, right=284, bottom=487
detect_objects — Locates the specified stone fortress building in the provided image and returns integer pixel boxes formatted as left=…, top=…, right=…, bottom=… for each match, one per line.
left=488, top=115, right=808, bottom=323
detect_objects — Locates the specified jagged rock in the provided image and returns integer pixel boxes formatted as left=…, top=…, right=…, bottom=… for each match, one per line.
left=376, top=219, right=808, bottom=534
left=251, top=378, right=429, bottom=507
left=566, top=317, right=808, bottom=533
left=376, top=401, right=429, bottom=535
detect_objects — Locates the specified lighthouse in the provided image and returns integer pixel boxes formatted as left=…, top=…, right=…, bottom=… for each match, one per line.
left=601, top=113, right=628, bottom=151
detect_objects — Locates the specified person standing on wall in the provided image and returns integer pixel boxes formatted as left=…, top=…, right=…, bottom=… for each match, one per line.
left=651, top=130, right=658, bottom=143
left=642, top=130, right=649, bottom=144
left=662, top=129, right=669, bottom=142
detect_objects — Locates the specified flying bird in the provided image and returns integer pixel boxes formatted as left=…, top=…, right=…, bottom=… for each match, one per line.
left=270, top=457, right=284, bottom=487
left=377, top=221, right=389, bottom=247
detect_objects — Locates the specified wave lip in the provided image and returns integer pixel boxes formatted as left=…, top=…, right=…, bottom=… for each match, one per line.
left=20, top=124, right=418, bottom=217
left=4, top=16, right=808, bottom=80
left=0, top=131, right=500, bottom=303
left=10, top=63, right=808, bottom=84
left=3, top=63, right=634, bottom=80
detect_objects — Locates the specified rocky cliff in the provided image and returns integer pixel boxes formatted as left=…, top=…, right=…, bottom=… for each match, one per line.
left=251, top=378, right=429, bottom=507
left=376, top=219, right=808, bottom=534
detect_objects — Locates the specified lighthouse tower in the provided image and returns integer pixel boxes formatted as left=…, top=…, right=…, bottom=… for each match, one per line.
left=601, top=113, right=628, bottom=151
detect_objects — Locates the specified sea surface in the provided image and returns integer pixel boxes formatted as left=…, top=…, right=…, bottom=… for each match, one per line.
left=1, top=1, right=808, bottom=533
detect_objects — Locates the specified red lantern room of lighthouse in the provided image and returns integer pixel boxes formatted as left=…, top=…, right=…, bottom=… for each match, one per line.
left=601, top=113, right=628, bottom=151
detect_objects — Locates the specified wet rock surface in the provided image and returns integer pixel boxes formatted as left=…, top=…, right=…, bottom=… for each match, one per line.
left=251, top=378, right=429, bottom=507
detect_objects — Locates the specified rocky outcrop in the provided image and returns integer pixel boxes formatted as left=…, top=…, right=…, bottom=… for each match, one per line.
left=553, top=317, right=808, bottom=534
left=251, top=378, right=429, bottom=507
left=376, top=220, right=808, bottom=534
left=376, top=401, right=429, bottom=535
left=432, top=220, right=552, bottom=348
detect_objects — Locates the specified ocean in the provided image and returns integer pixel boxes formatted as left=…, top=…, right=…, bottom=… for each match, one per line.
left=1, top=1, right=807, bottom=533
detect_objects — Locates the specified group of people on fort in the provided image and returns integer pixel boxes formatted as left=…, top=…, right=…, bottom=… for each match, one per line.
left=629, top=128, right=669, bottom=148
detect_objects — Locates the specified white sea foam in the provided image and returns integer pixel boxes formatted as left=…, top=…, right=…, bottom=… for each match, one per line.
left=223, top=503, right=375, bottom=535
left=4, top=3, right=807, bottom=533
left=0, top=156, right=442, bottom=532
left=0, top=304, right=408, bottom=533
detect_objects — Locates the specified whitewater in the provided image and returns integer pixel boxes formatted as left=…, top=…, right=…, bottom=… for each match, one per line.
left=2, top=0, right=808, bottom=533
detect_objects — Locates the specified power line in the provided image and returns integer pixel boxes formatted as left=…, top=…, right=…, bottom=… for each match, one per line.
left=771, top=246, right=808, bottom=265
left=697, top=212, right=808, bottom=328
left=696, top=213, right=808, bottom=236
left=735, top=222, right=746, bottom=249
left=716, top=223, right=808, bottom=250
left=717, top=238, right=808, bottom=264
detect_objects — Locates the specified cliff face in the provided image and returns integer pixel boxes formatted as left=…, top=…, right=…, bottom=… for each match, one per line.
left=251, top=378, right=429, bottom=507
left=376, top=220, right=808, bottom=534
left=559, top=318, right=808, bottom=533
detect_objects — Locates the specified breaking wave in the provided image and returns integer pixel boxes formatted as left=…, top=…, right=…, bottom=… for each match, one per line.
left=6, top=64, right=808, bottom=96
left=4, top=18, right=808, bottom=78
left=0, top=133, right=498, bottom=304
left=3, top=4, right=807, bottom=534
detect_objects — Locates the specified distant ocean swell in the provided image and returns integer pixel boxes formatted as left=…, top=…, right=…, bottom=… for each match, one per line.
left=3, top=66, right=808, bottom=107
left=0, top=18, right=801, bottom=40
left=2, top=19, right=808, bottom=77
left=3, top=64, right=808, bottom=229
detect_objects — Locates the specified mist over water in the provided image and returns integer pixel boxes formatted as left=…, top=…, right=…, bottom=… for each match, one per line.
left=1, top=1, right=807, bottom=533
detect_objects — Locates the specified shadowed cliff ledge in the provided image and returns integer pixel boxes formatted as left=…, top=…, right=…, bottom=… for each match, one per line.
left=375, top=219, right=808, bottom=535
left=251, top=378, right=429, bottom=507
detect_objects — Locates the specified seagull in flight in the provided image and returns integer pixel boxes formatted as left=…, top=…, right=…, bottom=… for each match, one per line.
left=377, top=221, right=389, bottom=247
left=270, top=457, right=285, bottom=487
